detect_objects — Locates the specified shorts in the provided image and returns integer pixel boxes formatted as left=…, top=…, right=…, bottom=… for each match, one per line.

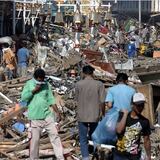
left=4, top=67, right=13, bottom=80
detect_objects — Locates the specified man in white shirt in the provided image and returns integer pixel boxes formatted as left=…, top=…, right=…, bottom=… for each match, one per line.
left=132, top=30, right=141, bottom=55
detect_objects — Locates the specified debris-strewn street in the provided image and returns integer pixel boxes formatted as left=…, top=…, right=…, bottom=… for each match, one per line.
left=0, top=0, right=160, bottom=159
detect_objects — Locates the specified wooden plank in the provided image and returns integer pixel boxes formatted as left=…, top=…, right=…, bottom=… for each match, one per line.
left=0, top=145, right=14, bottom=149
left=157, top=102, right=160, bottom=124
left=40, top=140, right=75, bottom=150
left=137, top=71, right=160, bottom=83
left=5, top=142, right=29, bottom=153
left=6, top=129, right=20, bottom=139
left=6, top=136, right=51, bottom=153
left=92, top=62, right=116, bottom=75
left=134, top=64, right=160, bottom=73
left=0, top=142, right=17, bottom=145
left=0, top=150, right=18, bottom=160
left=8, top=83, right=25, bottom=88
left=81, top=49, right=103, bottom=61
left=136, top=84, right=155, bottom=126
left=0, top=76, right=31, bottom=86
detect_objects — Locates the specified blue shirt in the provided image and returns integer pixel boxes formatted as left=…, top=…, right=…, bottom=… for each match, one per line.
left=105, top=84, right=136, bottom=111
left=127, top=43, right=136, bottom=58
left=17, top=47, right=29, bottom=67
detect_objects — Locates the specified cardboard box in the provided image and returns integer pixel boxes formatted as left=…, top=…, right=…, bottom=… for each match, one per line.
left=153, top=51, right=160, bottom=58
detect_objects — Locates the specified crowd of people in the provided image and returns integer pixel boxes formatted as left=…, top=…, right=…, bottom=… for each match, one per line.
left=0, top=19, right=159, bottom=81
left=98, top=22, right=158, bottom=58
left=75, top=65, right=151, bottom=160
left=19, top=66, right=151, bottom=160
left=0, top=17, right=156, bottom=160
left=0, top=41, right=29, bottom=81
left=0, top=38, right=51, bottom=81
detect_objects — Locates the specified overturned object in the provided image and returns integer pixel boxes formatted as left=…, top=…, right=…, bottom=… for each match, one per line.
left=114, top=59, right=134, bottom=70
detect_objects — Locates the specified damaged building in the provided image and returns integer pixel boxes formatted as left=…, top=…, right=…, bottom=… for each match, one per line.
left=0, top=0, right=159, bottom=159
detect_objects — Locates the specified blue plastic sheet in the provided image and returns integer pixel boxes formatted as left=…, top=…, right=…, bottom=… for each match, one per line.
left=127, top=43, right=136, bottom=58
left=12, top=122, right=25, bottom=133
left=92, top=107, right=119, bottom=145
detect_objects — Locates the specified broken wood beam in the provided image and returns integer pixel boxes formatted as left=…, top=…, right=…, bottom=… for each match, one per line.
left=0, top=150, right=18, bottom=160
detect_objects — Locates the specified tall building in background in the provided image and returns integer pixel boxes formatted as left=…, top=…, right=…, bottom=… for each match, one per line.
left=102, top=0, right=160, bottom=21
left=113, top=1, right=152, bottom=14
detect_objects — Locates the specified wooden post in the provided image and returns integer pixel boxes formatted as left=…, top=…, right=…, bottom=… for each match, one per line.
left=136, top=84, right=155, bottom=126
left=13, top=1, right=16, bottom=35
left=23, top=0, right=26, bottom=33
left=156, top=102, right=160, bottom=124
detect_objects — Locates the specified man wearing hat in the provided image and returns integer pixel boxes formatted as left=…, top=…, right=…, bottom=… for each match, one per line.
left=114, top=92, right=151, bottom=160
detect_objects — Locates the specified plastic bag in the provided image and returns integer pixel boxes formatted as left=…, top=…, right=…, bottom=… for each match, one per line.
left=92, top=107, right=119, bottom=145
left=140, top=149, right=148, bottom=160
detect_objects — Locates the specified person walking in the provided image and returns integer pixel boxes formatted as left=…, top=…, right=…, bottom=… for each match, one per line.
left=21, top=68, right=64, bottom=160
left=115, top=27, right=125, bottom=50
left=37, top=41, right=50, bottom=69
left=132, top=30, right=141, bottom=56
left=105, top=73, right=136, bottom=112
left=2, top=43, right=17, bottom=80
left=127, top=39, right=136, bottom=58
left=114, top=92, right=151, bottom=160
left=17, top=41, right=29, bottom=77
left=75, top=65, right=106, bottom=160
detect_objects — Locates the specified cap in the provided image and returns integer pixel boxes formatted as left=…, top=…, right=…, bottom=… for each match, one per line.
left=133, top=92, right=146, bottom=105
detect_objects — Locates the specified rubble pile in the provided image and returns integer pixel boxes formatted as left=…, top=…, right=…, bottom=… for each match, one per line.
left=0, top=20, right=160, bottom=159
left=0, top=60, right=159, bottom=159
left=0, top=76, right=80, bottom=159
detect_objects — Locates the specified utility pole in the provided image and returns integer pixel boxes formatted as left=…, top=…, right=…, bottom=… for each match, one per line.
left=74, top=1, right=82, bottom=52
left=23, top=0, right=26, bottom=34
left=139, top=0, right=141, bottom=35
left=13, top=1, right=16, bottom=35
